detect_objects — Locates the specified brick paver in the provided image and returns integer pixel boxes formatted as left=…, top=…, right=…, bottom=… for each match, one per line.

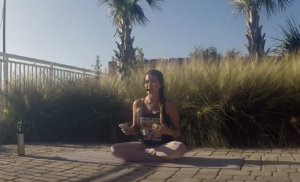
left=1, top=144, right=300, bottom=181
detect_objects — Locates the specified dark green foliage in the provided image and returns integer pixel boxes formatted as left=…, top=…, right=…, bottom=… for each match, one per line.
left=1, top=55, right=300, bottom=149
left=91, top=55, right=102, bottom=77
left=272, top=16, right=300, bottom=55
left=0, top=77, right=130, bottom=144
left=189, top=45, right=222, bottom=61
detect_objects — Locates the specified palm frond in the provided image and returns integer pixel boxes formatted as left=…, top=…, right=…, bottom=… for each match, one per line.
left=98, top=0, right=122, bottom=25
left=97, top=0, right=110, bottom=6
left=130, top=2, right=149, bottom=27
left=145, top=0, right=164, bottom=13
left=98, top=0, right=163, bottom=27
left=229, top=0, right=246, bottom=16
left=229, top=0, right=293, bottom=18
left=272, top=16, right=300, bottom=54
left=229, top=0, right=253, bottom=16
left=259, top=0, right=277, bottom=17
left=259, top=0, right=293, bottom=17
left=106, top=1, right=117, bottom=17
left=276, top=0, right=293, bottom=12
left=111, top=1, right=126, bottom=27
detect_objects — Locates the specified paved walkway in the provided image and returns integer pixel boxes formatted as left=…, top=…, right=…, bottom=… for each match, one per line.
left=0, top=143, right=300, bottom=182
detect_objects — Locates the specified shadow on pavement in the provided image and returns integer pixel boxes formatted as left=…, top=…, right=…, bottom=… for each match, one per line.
left=22, top=154, right=300, bottom=182
left=0, top=146, right=15, bottom=153
left=24, top=142, right=112, bottom=149
left=244, top=159, right=300, bottom=166
left=21, top=154, right=156, bottom=182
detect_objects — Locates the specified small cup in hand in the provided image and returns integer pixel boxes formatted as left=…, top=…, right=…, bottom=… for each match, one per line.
left=118, top=123, right=129, bottom=130
left=119, top=123, right=132, bottom=136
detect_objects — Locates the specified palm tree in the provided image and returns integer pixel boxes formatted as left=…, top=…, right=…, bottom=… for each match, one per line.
left=98, top=0, right=164, bottom=77
left=272, top=16, right=300, bottom=55
left=229, top=0, right=293, bottom=59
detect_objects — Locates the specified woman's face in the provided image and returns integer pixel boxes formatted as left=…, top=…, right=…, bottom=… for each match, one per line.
left=144, top=75, right=161, bottom=94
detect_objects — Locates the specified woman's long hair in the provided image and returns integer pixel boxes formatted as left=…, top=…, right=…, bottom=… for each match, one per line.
left=144, top=70, right=166, bottom=123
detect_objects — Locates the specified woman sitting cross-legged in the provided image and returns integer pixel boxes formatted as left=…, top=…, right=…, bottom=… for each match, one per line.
left=111, top=69, right=187, bottom=162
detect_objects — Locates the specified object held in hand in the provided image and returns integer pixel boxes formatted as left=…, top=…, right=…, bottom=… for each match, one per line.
left=119, top=123, right=129, bottom=130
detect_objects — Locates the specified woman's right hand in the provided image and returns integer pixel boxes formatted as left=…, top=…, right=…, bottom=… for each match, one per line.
left=122, top=127, right=134, bottom=136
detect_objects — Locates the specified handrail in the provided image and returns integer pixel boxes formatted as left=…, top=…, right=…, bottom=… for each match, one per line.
left=0, top=52, right=94, bottom=73
left=0, top=53, right=104, bottom=93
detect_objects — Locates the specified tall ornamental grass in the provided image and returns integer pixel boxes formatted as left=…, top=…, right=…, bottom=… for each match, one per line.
left=0, top=76, right=131, bottom=144
left=1, top=54, right=300, bottom=148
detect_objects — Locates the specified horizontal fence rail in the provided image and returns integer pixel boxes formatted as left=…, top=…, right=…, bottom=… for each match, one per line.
left=0, top=52, right=101, bottom=92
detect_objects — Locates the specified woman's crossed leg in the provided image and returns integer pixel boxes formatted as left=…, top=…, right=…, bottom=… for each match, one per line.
left=110, top=141, right=187, bottom=162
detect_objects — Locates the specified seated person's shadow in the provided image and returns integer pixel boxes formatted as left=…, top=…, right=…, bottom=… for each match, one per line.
left=174, top=156, right=244, bottom=167
left=155, top=146, right=244, bottom=168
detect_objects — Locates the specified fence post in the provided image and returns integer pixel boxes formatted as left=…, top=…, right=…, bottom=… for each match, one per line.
left=49, top=64, right=53, bottom=82
left=83, top=71, right=86, bottom=79
left=3, top=56, right=8, bottom=94
left=0, top=59, right=2, bottom=90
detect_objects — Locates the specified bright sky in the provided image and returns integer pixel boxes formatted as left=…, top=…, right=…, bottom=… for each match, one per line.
left=1, top=0, right=299, bottom=71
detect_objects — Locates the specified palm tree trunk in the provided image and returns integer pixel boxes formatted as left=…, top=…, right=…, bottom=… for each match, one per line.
left=113, top=16, right=136, bottom=79
left=245, top=9, right=269, bottom=59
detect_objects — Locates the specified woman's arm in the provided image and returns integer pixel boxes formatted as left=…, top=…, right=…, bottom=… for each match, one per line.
left=121, top=99, right=142, bottom=136
left=165, top=99, right=181, bottom=137
left=130, top=99, right=143, bottom=133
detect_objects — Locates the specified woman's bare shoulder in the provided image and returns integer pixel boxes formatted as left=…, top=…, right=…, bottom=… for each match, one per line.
left=164, top=98, right=178, bottom=112
left=165, top=98, right=176, bottom=106
left=133, top=98, right=144, bottom=108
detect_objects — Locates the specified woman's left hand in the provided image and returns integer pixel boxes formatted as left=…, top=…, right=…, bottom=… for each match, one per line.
left=152, top=122, right=170, bottom=135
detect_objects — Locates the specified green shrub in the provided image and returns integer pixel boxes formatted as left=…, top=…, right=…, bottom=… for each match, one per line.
left=1, top=54, right=300, bottom=149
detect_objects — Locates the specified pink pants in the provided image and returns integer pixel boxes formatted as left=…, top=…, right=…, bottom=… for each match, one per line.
left=110, top=141, right=187, bottom=162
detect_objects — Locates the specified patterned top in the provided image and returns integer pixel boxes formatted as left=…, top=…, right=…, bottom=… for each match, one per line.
left=136, top=98, right=173, bottom=147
